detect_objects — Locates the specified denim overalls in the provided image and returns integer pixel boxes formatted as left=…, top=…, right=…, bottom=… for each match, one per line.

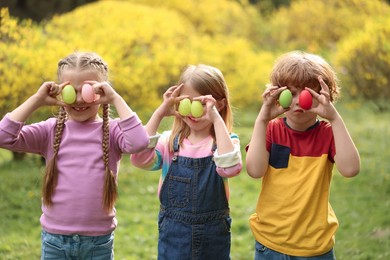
left=158, top=135, right=231, bottom=260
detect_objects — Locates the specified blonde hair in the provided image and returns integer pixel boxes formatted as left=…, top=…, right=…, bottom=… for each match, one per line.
left=42, top=52, right=117, bottom=212
left=270, top=51, right=340, bottom=102
left=168, top=64, right=233, bottom=151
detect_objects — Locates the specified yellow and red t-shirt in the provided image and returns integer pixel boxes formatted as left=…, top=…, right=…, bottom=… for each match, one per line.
left=249, top=117, right=338, bottom=256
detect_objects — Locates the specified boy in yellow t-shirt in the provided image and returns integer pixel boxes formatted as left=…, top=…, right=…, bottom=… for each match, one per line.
left=246, top=51, right=360, bottom=259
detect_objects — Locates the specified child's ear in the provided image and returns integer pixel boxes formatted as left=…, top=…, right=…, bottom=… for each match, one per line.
left=216, top=98, right=227, bottom=111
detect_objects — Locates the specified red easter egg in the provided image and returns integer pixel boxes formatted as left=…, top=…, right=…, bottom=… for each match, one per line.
left=81, top=84, right=95, bottom=103
left=299, top=89, right=312, bottom=110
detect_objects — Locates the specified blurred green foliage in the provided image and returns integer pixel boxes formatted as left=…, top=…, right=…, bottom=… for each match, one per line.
left=1, top=0, right=390, bottom=123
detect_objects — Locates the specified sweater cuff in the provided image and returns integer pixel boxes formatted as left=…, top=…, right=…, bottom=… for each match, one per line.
left=147, top=133, right=161, bottom=148
left=214, top=146, right=242, bottom=168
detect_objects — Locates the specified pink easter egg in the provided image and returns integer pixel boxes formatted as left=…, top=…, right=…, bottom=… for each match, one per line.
left=299, top=89, right=312, bottom=110
left=81, top=84, right=95, bottom=103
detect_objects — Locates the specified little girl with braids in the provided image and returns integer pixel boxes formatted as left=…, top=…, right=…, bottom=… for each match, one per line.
left=0, top=51, right=149, bottom=259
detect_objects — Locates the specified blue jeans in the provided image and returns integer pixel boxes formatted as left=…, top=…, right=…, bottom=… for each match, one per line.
left=41, top=230, right=114, bottom=260
left=254, top=241, right=336, bottom=260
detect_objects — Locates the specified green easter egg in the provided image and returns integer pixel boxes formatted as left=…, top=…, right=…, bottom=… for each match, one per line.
left=62, top=85, right=76, bottom=104
left=191, top=100, right=204, bottom=118
left=178, top=98, right=191, bottom=116
left=279, top=89, right=292, bottom=108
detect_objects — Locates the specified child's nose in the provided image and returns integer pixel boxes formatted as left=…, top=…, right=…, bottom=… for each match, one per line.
left=75, top=90, right=84, bottom=104
left=291, top=94, right=299, bottom=106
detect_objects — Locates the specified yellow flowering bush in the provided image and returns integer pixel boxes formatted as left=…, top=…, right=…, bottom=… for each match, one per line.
left=107, top=0, right=259, bottom=39
left=0, top=8, right=59, bottom=120
left=0, top=1, right=273, bottom=121
left=334, top=16, right=390, bottom=111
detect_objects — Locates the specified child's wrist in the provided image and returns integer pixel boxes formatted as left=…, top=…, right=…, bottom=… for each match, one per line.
left=256, top=112, right=271, bottom=124
left=328, top=112, right=342, bottom=125
left=155, top=106, right=167, bottom=119
left=211, top=112, right=224, bottom=125
left=31, top=94, right=46, bottom=107
left=110, top=93, right=123, bottom=106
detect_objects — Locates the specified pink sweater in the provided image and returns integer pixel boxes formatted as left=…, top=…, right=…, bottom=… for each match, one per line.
left=0, top=114, right=148, bottom=236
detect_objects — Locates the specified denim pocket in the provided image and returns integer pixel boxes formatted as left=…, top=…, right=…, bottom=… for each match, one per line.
left=269, top=143, right=290, bottom=168
left=91, top=234, right=114, bottom=260
left=168, top=175, right=191, bottom=208
left=41, top=242, right=67, bottom=259
left=41, top=231, right=67, bottom=259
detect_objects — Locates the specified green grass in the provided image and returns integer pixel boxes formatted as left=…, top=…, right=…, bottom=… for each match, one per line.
left=0, top=103, right=389, bottom=259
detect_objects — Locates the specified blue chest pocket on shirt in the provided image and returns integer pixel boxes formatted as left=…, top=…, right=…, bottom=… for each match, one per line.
left=269, top=143, right=290, bottom=168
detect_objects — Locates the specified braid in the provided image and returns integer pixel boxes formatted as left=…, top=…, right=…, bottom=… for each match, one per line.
left=88, top=58, right=108, bottom=73
left=82, top=55, right=108, bottom=80
left=102, top=104, right=117, bottom=212
left=42, top=107, right=67, bottom=206
left=57, top=54, right=77, bottom=78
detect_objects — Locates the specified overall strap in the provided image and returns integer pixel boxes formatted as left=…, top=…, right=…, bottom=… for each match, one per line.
left=173, top=134, right=180, bottom=152
left=172, top=134, right=180, bottom=161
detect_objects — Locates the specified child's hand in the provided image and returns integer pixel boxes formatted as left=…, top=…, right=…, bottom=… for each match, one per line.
left=159, top=84, right=184, bottom=118
left=83, top=81, right=116, bottom=104
left=192, top=95, right=220, bottom=123
left=258, top=85, right=288, bottom=122
left=36, top=81, right=66, bottom=106
left=306, top=76, right=338, bottom=121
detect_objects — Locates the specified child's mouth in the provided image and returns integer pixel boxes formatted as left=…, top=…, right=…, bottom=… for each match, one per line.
left=188, top=116, right=199, bottom=123
left=73, top=107, right=88, bottom=112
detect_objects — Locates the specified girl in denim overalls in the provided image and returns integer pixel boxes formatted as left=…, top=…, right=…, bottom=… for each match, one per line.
left=131, top=64, right=242, bottom=259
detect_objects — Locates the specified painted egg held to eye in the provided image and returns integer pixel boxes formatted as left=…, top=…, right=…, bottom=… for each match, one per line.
left=81, top=84, right=95, bottom=103
left=191, top=100, right=204, bottom=118
left=279, top=89, right=293, bottom=108
left=62, top=85, right=76, bottom=104
left=178, top=98, right=191, bottom=116
left=299, top=89, right=313, bottom=110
